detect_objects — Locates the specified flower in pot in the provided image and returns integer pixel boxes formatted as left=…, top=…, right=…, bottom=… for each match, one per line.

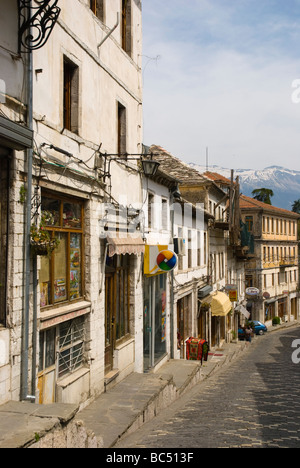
left=30, top=211, right=60, bottom=256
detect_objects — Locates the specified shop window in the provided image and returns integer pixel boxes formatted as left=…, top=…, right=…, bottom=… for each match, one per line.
left=105, top=255, right=130, bottom=342
left=39, top=316, right=86, bottom=379
left=40, top=193, right=84, bottom=308
left=144, top=275, right=167, bottom=371
left=63, top=57, right=79, bottom=134
left=58, top=317, right=85, bottom=378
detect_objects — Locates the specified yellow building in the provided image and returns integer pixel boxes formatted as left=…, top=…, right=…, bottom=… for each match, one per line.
left=240, top=195, right=300, bottom=324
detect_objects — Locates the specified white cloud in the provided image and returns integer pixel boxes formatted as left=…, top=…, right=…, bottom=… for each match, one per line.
left=142, top=1, right=300, bottom=171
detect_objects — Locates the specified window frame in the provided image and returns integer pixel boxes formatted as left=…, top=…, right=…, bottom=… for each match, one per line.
left=63, top=56, right=79, bottom=134
left=90, top=0, right=105, bottom=22
left=40, top=191, right=85, bottom=310
left=121, top=0, right=132, bottom=56
left=39, top=316, right=86, bottom=379
left=117, top=101, right=127, bottom=156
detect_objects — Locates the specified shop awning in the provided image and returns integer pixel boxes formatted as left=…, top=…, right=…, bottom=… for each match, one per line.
left=107, top=235, right=145, bottom=257
left=210, top=291, right=232, bottom=317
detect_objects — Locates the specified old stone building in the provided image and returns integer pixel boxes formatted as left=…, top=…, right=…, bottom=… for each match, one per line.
left=240, top=195, right=300, bottom=325
left=0, top=0, right=146, bottom=406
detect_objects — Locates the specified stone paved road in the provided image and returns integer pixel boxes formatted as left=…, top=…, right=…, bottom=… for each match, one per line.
left=116, top=326, right=300, bottom=448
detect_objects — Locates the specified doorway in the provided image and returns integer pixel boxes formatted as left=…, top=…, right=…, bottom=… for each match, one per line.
left=177, top=295, right=191, bottom=359
left=105, top=254, right=131, bottom=374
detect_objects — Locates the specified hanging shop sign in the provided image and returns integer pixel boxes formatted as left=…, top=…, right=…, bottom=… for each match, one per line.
left=228, top=289, right=238, bottom=302
left=144, top=245, right=177, bottom=276
left=156, top=250, right=178, bottom=272
left=246, top=287, right=260, bottom=296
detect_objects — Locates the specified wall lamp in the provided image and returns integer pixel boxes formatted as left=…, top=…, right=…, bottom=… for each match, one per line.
left=100, top=152, right=160, bottom=181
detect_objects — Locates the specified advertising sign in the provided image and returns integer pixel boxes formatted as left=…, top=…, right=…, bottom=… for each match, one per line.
left=246, top=287, right=260, bottom=296
left=144, top=245, right=177, bottom=276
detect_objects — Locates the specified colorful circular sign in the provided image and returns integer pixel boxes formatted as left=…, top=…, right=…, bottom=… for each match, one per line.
left=156, top=250, right=178, bottom=272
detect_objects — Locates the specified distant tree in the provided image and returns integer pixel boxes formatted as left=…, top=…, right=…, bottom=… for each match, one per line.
left=292, top=199, right=300, bottom=214
left=252, top=188, right=274, bottom=205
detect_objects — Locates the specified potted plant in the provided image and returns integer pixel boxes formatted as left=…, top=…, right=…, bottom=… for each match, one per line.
left=272, top=316, right=281, bottom=326
left=30, top=211, right=60, bottom=256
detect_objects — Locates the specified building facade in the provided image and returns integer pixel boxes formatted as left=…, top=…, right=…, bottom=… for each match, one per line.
left=240, top=195, right=300, bottom=325
left=0, top=0, right=146, bottom=406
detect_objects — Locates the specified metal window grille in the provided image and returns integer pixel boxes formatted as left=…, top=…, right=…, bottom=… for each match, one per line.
left=58, top=317, right=85, bottom=378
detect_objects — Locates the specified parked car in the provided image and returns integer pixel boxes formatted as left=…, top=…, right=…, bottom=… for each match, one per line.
left=252, top=320, right=268, bottom=335
left=238, top=321, right=268, bottom=340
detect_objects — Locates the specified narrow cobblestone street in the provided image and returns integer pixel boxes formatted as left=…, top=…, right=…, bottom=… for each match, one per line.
left=116, top=326, right=300, bottom=448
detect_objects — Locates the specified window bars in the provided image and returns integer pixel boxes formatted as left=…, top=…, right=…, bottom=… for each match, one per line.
left=58, top=317, right=85, bottom=378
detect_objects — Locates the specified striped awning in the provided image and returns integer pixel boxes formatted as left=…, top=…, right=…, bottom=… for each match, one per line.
left=107, top=235, right=145, bottom=257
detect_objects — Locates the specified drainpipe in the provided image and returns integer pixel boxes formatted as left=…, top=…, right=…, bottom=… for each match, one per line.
left=21, top=4, right=34, bottom=402
left=97, top=13, right=119, bottom=50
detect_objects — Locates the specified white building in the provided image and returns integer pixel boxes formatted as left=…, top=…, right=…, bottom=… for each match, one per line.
left=0, top=0, right=146, bottom=406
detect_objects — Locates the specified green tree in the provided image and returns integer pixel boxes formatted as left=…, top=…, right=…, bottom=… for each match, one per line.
left=292, top=199, right=300, bottom=214
left=252, top=188, right=274, bottom=205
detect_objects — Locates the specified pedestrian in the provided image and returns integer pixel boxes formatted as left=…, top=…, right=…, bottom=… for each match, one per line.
left=245, top=326, right=252, bottom=343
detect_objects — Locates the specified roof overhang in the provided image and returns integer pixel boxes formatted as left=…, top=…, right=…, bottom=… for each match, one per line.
left=0, top=115, right=33, bottom=151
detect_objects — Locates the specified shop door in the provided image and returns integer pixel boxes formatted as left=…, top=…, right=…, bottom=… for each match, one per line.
left=105, top=274, right=115, bottom=373
left=177, top=296, right=190, bottom=359
left=38, top=328, right=56, bottom=404
left=143, top=275, right=167, bottom=371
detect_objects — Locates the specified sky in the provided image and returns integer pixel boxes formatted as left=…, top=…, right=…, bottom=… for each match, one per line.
left=142, top=0, right=300, bottom=171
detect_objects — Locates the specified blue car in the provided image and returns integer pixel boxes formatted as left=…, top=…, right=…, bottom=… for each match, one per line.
left=252, top=320, right=268, bottom=336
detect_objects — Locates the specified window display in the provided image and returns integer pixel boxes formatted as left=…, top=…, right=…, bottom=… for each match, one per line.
left=40, top=192, right=84, bottom=308
left=143, top=274, right=167, bottom=371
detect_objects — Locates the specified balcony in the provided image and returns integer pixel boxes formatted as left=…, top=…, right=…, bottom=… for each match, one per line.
left=279, top=258, right=298, bottom=268
left=214, top=219, right=229, bottom=230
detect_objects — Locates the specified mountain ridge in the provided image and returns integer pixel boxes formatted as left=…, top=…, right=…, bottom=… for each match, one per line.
left=189, top=163, right=300, bottom=211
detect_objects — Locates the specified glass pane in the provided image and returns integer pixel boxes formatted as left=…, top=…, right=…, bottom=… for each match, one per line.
left=45, top=328, right=56, bottom=368
left=143, top=276, right=151, bottom=371
left=59, top=320, right=72, bottom=348
left=154, top=275, right=167, bottom=362
left=40, top=255, right=50, bottom=307
left=70, top=233, right=82, bottom=300
left=41, top=197, right=60, bottom=226
left=63, top=202, right=82, bottom=228
left=59, top=348, right=70, bottom=377
left=54, top=233, right=67, bottom=303
left=39, top=332, right=44, bottom=372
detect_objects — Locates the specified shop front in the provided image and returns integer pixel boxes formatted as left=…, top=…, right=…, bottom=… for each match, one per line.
left=143, top=274, right=167, bottom=371
left=105, top=235, right=145, bottom=378
left=209, top=291, right=232, bottom=348
left=177, top=294, right=192, bottom=359
left=143, top=245, right=173, bottom=371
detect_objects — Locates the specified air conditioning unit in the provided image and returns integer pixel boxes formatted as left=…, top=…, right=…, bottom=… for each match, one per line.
left=174, top=237, right=186, bottom=256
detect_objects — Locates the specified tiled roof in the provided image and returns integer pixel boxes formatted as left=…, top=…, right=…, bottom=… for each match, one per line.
left=150, top=145, right=208, bottom=185
left=204, top=171, right=232, bottom=186
left=240, top=194, right=300, bottom=218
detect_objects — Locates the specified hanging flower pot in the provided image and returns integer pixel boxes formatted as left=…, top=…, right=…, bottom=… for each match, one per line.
left=30, top=211, right=60, bottom=256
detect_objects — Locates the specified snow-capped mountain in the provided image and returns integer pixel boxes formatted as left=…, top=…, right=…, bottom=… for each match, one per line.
left=189, top=164, right=300, bottom=211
